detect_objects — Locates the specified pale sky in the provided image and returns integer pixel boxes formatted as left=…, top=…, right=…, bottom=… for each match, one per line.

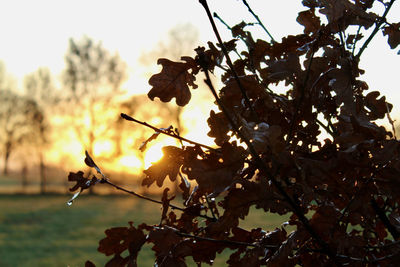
left=0, top=0, right=399, bottom=113
left=1, top=0, right=400, bottom=171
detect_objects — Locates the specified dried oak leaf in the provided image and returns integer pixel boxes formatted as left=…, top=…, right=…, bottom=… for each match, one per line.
left=264, top=53, right=301, bottom=84
left=148, top=57, right=199, bottom=106
left=171, top=239, right=222, bottom=265
left=143, top=146, right=184, bottom=187
left=219, top=75, right=265, bottom=109
left=207, top=110, right=230, bottom=146
left=148, top=226, right=182, bottom=258
left=297, top=9, right=321, bottom=34
left=182, top=142, right=245, bottom=195
left=319, top=0, right=377, bottom=32
left=98, top=223, right=146, bottom=256
left=383, top=22, right=400, bottom=49
left=364, top=91, right=392, bottom=120
left=68, top=171, right=98, bottom=192
left=266, top=229, right=309, bottom=267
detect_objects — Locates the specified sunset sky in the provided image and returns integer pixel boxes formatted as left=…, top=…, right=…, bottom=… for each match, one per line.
left=1, top=0, right=399, bottom=173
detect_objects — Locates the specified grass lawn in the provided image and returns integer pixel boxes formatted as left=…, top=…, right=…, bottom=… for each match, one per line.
left=0, top=194, right=292, bottom=266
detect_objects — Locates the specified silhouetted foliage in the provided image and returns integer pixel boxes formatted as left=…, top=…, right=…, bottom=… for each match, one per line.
left=70, top=1, right=400, bottom=266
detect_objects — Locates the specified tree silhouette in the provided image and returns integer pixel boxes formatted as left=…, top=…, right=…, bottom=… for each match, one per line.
left=70, top=1, right=400, bottom=266
left=62, top=36, right=126, bottom=188
left=24, top=67, right=54, bottom=193
left=0, top=90, right=43, bottom=175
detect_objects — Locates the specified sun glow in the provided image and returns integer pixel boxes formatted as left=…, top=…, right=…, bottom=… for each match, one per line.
left=143, top=141, right=171, bottom=169
left=118, top=155, right=142, bottom=174
left=93, top=140, right=114, bottom=157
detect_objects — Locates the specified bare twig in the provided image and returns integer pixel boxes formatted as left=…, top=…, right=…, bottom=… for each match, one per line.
left=386, top=102, right=396, bottom=138
left=356, top=0, right=396, bottom=59
left=99, top=179, right=216, bottom=221
left=199, top=0, right=258, bottom=121
left=337, top=251, right=400, bottom=263
left=176, top=231, right=277, bottom=249
left=351, top=26, right=362, bottom=57
left=241, top=0, right=275, bottom=42
left=365, top=239, right=400, bottom=249
left=287, top=36, right=319, bottom=143
left=121, top=113, right=217, bottom=152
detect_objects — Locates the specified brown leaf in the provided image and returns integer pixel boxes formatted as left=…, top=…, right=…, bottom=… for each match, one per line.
left=85, top=261, right=96, bottom=267
left=148, top=226, right=182, bottom=258
left=266, top=229, right=309, bottom=267
left=207, top=110, right=230, bottom=146
left=265, top=53, right=301, bottom=84
left=182, top=142, right=245, bottom=195
left=383, top=23, right=400, bottom=49
left=143, top=146, right=184, bottom=187
left=297, top=9, right=321, bottom=34
left=68, top=171, right=98, bottom=192
left=364, top=91, right=392, bottom=120
left=98, top=223, right=146, bottom=258
left=319, top=0, right=377, bottom=32
left=148, top=57, right=199, bottom=106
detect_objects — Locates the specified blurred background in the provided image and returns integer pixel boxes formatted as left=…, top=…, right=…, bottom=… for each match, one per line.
left=0, top=1, right=399, bottom=266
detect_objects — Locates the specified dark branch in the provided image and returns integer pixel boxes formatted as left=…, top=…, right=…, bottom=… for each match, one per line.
left=241, top=0, right=275, bottom=42
left=199, top=0, right=258, bottom=121
left=371, top=198, right=400, bottom=240
left=99, top=179, right=216, bottom=221
left=120, top=113, right=217, bottom=152
left=356, top=0, right=396, bottom=59
left=176, top=231, right=276, bottom=249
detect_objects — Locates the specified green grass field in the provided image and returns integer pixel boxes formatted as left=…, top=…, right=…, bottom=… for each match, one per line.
left=0, top=194, right=291, bottom=267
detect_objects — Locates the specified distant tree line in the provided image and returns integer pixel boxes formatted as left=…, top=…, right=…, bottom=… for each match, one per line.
left=0, top=24, right=198, bottom=194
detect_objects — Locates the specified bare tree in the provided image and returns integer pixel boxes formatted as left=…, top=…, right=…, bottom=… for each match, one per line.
left=62, top=36, right=126, bottom=160
left=24, top=67, right=54, bottom=193
left=62, top=36, right=126, bottom=193
left=0, top=90, right=43, bottom=175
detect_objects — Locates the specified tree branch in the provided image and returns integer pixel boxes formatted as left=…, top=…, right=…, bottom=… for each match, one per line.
left=356, top=0, right=396, bottom=59
left=371, top=198, right=400, bottom=240
left=98, top=178, right=216, bottom=221
left=241, top=0, right=275, bottom=42
left=199, top=0, right=258, bottom=121
left=176, top=231, right=277, bottom=249
left=200, top=67, right=341, bottom=265
left=120, top=113, right=217, bottom=152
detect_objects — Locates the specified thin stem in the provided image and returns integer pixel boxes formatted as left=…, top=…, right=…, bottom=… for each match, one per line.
left=176, top=231, right=276, bottom=248
left=365, top=239, right=400, bottom=249
left=351, top=26, right=362, bottom=57
left=121, top=113, right=217, bottom=152
left=356, top=0, right=396, bottom=59
left=287, top=39, right=318, bottom=143
left=241, top=0, right=275, bottom=42
left=371, top=198, right=400, bottom=240
left=199, top=0, right=258, bottom=121
left=386, top=102, right=396, bottom=138
left=100, top=179, right=216, bottom=221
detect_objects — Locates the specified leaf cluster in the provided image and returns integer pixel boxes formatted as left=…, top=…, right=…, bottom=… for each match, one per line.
left=70, top=0, right=400, bottom=266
